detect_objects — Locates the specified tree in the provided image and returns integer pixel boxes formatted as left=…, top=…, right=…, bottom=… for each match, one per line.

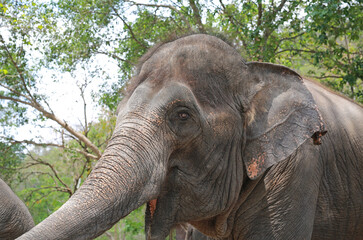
left=303, top=0, right=363, bottom=102
left=0, top=141, right=24, bottom=182
left=44, top=0, right=362, bottom=105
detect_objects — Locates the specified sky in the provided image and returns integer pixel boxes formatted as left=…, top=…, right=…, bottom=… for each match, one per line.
left=10, top=53, right=120, bottom=144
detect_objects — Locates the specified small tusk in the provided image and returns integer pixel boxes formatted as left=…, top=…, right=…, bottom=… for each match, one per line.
left=149, top=199, right=158, bottom=218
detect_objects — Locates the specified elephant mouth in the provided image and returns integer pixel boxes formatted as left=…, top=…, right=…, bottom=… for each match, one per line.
left=145, top=198, right=165, bottom=240
left=146, top=193, right=179, bottom=240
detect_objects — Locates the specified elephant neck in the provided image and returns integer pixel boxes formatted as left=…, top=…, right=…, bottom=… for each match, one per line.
left=191, top=175, right=264, bottom=239
left=226, top=175, right=264, bottom=236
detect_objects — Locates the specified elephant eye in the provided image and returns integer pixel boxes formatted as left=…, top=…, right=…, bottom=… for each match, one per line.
left=178, top=111, right=190, bottom=121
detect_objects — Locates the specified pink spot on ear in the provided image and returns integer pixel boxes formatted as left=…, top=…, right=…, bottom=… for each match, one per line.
left=247, top=152, right=266, bottom=179
left=248, top=161, right=259, bottom=179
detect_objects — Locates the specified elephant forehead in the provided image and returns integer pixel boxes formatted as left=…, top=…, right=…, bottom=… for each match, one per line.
left=129, top=76, right=229, bottom=113
left=128, top=36, right=248, bottom=110
left=130, top=81, right=196, bottom=106
left=140, top=39, right=240, bottom=79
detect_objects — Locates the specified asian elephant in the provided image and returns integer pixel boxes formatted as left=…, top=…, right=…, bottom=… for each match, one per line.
left=18, top=34, right=362, bottom=240
left=0, top=178, right=34, bottom=239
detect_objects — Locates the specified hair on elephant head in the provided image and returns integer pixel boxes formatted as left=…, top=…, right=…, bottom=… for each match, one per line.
left=19, top=34, right=363, bottom=240
left=0, top=178, right=34, bottom=239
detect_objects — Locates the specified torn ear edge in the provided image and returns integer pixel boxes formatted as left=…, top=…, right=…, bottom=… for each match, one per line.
left=311, top=130, right=327, bottom=145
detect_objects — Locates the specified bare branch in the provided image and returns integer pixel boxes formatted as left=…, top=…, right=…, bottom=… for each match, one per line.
left=20, top=171, right=57, bottom=185
left=61, top=129, right=65, bottom=146
left=125, top=0, right=177, bottom=10
left=30, top=191, right=55, bottom=207
left=125, top=0, right=192, bottom=30
left=257, top=0, right=263, bottom=27
left=1, top=93, right=102, bottom=158
left=70, top=148, right=98, bottom=160
left=344, top=36, right=351, bottom=64
left=7, top=138, right=99, bottom=160
left=0, top=82, right=32, bottom=101
left=103, top=231, right=115, bottom=240
left=275, top=48, right=317, bottom=55
left=274, top=32, right=305, bottom=53
left=279, top=32, right=305, bottom=43
left=261, top=0, right=288, bottom=46
left=28, top=153, right=73, bottom=196
left=73, top=156, right=90, bottom=193
left=41, top=97, right=55, bottom=115
left=25, top=186, right=72, bottom=206
left=218, top=0, right=247, bottom=48
left=95, top=51, right=131, bottom=64
left=9, top=139, right=63, bottom=148
left=307, top=75, right=343, bottom=79
left=0, top=94, right=31, bottom=105
left=110, top=5, right=147, bottom=49
left=76, top=78, right=89, bottom=136
left=189, top=0, right=204, bottom=32
left=0, top=36, right=37, bottom=103
left=273, top=0, right=288, bottom=16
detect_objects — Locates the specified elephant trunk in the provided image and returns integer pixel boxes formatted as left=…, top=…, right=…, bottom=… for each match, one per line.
left=17, top=121, right=165, bottom=240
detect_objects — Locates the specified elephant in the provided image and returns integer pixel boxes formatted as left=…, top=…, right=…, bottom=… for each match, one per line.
left=174, top=224, right=211, bottom=240
left=0, top=178, right=34, bottom=239
left=184, top=224, right=212, bottom=240
left=18, top=34, right=362, bottom=240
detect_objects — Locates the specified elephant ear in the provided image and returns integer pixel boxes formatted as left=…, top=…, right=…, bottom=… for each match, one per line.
left=241, top=62, right=326, bottom=180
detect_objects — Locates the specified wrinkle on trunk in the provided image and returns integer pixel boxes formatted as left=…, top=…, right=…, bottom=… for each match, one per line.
left=17, top=123, right=165, bottom=240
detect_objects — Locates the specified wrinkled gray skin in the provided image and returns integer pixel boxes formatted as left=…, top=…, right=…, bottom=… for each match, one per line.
left=185, top=224, right=212, bottom=240
left=18, top=34, right=362, bottom=240
left=0, top=178, right=34, bottom=239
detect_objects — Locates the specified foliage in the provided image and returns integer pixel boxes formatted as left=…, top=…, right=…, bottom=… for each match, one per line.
left=0, top=141, right=25, bottom=181
left=303, top=0, right=363, bottom=102
left=41, top=0, right=361, bottom=104
left=0, top=0, right=56, bottom=127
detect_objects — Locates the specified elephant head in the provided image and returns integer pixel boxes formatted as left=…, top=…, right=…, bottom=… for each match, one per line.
left=18, top=34, right=325, bottom=240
